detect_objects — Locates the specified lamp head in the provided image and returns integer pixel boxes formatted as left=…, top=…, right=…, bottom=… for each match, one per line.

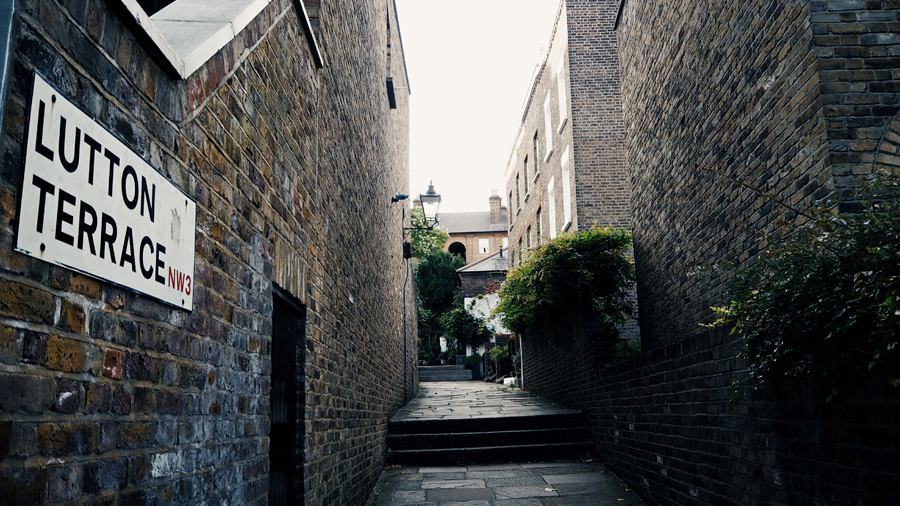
left=419, top=181, right=441, bottom=228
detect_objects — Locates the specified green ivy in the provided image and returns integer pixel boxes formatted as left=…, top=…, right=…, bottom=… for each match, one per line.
left=711, top=174, right=900, bottom=390
left=494, top=228, right=636, bottom=336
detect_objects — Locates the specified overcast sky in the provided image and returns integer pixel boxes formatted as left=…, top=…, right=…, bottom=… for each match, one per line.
left=394, top=0, right=562, bottom=215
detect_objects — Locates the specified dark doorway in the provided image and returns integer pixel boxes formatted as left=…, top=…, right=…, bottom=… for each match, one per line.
left=448, top=242, right=466, bottom=263
left=269, top=292, right=305, bottom=505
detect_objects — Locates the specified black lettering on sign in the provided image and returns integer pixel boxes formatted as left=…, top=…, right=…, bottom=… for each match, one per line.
left=139, top=236, right=154, bottom=280
left=104, top=148, right=119, bottom=197
left=83, top=134, right=101, bottom=185
left=100, top=213, right=117, bottom=264
left=35, top=100, right=54, bottom=161
left=55, top=189, right=76, bottom=246
left=122, top=165, right=138, bottom=210
left=120, top=226, right=135, bottom=272
left=155, top=243, right=166, bottom=284
left=78, top=201, right=98, bottom=255
left=58, top=116, right=81, bottom=173
left=141, top=178, right=156, bottom=222
left=32, top=175, right=55, bottom=233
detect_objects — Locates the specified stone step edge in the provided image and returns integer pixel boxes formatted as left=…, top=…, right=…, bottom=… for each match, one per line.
left=387, top=427, right=592, bottom=450
left=388, top=413, right=588, bottom=434
left=385, top=441, right=594, bottom=465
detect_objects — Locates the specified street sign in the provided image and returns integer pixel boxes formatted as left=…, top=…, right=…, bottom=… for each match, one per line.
left=15, top=72, right=196, bottom=310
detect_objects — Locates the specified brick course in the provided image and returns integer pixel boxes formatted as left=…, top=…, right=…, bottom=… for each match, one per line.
left=0, top=1, right=413, bottom=505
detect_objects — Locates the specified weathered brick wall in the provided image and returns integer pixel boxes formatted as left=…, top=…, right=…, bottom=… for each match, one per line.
left=522, top=324, right=900, bottom=505
left=0, top=1, right=412, bottom=505
left=517, top=2, right=900, bottom=504
left=619, top=0, right=900, bottom=344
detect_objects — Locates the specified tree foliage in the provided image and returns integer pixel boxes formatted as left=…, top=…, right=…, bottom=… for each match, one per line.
left=712, top=174, right=900, bottom=390
left=415, top=250, right=465, bottom=315
left=494, top=228, right=636, bottom=336
left=410, top=207, right=449, bottom=258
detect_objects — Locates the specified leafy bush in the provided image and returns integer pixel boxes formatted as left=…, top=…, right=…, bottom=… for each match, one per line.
left=442, top=308, right=492, bottom=350
left=488, top=345, right=509, bottom=363
left=464, top=353, right=481, bottom=370
left=712, top=174, right=900, bottom=389
left=494, top=228, right=636, bottom=337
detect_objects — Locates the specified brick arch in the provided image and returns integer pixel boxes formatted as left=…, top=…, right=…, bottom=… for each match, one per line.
left=874, top=113, right=900, bottom=174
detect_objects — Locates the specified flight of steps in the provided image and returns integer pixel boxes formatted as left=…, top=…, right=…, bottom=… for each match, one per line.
left=386, top=412, right=594, bottom=465
left=418, top=365, right=472, bottom=382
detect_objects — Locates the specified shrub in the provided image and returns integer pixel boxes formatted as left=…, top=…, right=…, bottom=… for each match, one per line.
left=464, top=353, right=481, bottom=370
left=711, top=174, right=900, bottom=390
left=494, top=228, right=636, bottom=337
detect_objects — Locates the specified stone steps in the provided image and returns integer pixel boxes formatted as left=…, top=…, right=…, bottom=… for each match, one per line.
left=418, top=365, right=472, bottom=382
left=386, top=413, right=594, bottom=466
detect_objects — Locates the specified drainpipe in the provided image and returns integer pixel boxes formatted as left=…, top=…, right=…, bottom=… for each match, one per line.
left=0, top=0, right=15, bottom=125
left=519, top=334, right=525, bottom=390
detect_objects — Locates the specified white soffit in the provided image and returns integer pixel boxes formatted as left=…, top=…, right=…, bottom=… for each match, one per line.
left=119, top=0, right=271, bottom=79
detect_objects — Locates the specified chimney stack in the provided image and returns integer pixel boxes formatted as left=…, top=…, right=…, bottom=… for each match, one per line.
left=489, top=190, right=502, bottom=225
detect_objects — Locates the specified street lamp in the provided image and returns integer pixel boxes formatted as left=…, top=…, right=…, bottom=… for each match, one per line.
left=418, top=181, right=441, bottom=229
left=390, top=182, right=442, bottom=404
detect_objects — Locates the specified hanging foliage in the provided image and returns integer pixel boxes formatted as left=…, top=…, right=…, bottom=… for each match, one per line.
left=494, top=228, right=636, bottom=336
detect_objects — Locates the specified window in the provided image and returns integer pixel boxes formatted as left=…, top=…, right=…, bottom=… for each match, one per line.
left=561, top=147, right=572, bottom=232
left=518, top=237, right=523, bottom=265
left=502, top=237, right=509, bottom=249
left=479, top=238, right=489, bottom=253
left=509, top=191, right=514, bottom=221
left=548, top=177, right=558, bottom=240
left=533, top=132, right=540, bottom=181
left=543, top=94, right=554, bottom=161
left=557, top=65, right=568, bottom=132
left=526, top=226, right=532, bottom=248
left=515, top=174, right=521, bottom=212
left=536, top=208, right=543, bottom=245
left=523, top=157, right=529, bottom=194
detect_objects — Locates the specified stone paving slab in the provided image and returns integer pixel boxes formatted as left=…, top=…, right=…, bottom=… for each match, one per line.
left=391, top=382, right=579, bottom=421
left=366, top=461, right=644, bottom=506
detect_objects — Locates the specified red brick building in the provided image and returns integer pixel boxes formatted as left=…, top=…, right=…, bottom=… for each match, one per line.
left=439, top=192, right=509, bottom=265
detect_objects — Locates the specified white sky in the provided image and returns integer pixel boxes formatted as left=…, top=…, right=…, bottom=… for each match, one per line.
left=394, top=0, right=562, bottom=214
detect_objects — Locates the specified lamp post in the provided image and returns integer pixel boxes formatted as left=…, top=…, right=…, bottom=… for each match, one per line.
left=392, top=183, right=441, bottom=403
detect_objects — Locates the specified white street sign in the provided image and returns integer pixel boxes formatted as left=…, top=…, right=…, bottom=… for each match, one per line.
left=15, top=72, right=196, bottom=310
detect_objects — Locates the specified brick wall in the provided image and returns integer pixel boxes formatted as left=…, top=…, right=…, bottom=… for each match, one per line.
left=522, top=323, right=900, bottom=505
left=619, top=0, right=900, bottom=345
left=515, top=1, right=900, bottom=504
left=567, top=0, right=630, bottom=230
left=0, top=1, right=413, bottom=505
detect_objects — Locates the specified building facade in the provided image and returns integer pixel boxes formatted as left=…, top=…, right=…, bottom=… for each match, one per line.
left=505, top=0, right=629, bottom=267
left=0, top=1, right=413, bottom=505
left=439, top=192, right=508, bottom=265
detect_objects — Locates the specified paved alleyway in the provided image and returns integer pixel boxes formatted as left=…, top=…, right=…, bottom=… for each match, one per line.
left=367, top=382, right=645, bottom=505
left=391, top=381, right=579, bottom=420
